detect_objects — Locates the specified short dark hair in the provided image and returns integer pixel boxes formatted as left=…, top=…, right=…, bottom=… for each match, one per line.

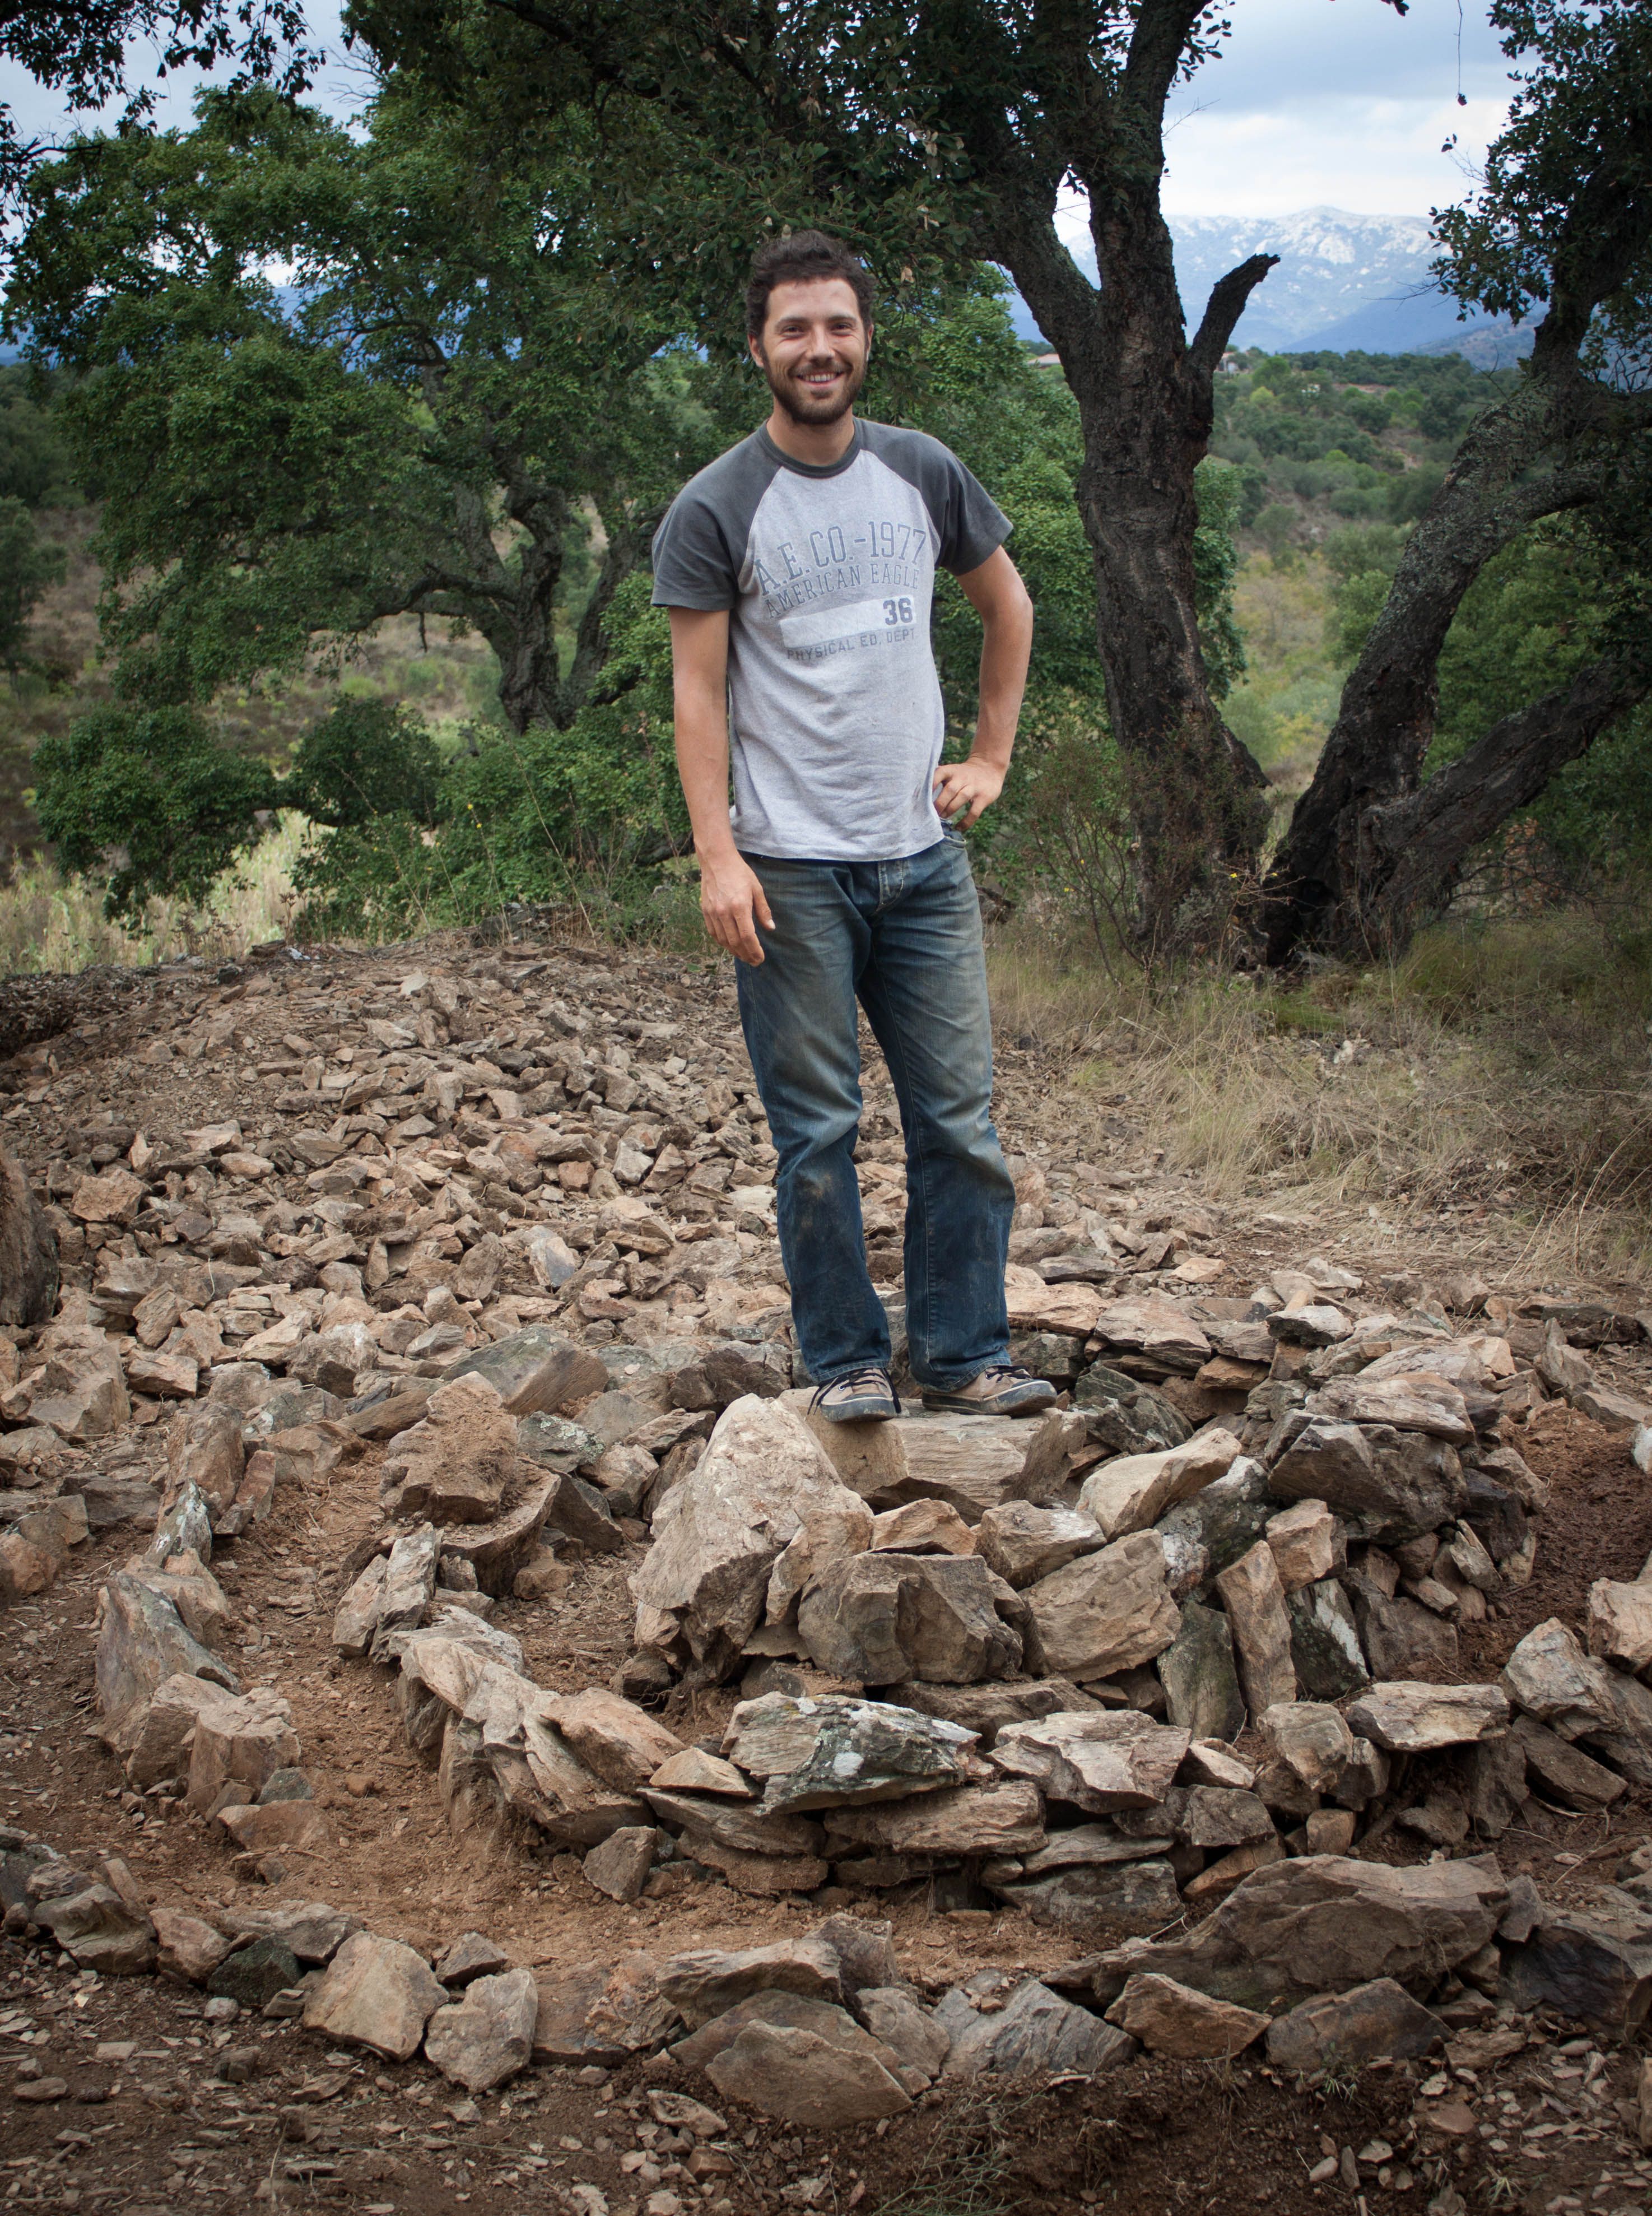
left=746, top=230, right=874, bottom=341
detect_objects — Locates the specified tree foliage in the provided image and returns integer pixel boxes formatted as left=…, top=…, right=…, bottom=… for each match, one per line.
left=6, top=81, right=746, bottom=732
left=285, top=699, right=444, bottom=829
left=0, top=0, right=317, bottom=214
left=350, top=0, right=1305, bottom=949
left=31, top=701, right=277, bottom=917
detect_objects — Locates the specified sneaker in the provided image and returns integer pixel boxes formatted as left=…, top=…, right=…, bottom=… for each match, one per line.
left=811, top=1366, right=900, bottom=1423
left=920, top=1364, right=1058, bottom=1416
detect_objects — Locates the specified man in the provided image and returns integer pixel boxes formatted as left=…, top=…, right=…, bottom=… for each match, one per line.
left=652, top=229, right=1052, bottom=1426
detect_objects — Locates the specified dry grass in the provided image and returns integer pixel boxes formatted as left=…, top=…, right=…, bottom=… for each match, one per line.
left=987, top=906, right=1652, bottom=1284
left=0, top=813, right=311, bottom=975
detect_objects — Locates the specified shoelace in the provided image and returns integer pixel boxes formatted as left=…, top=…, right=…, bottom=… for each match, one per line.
left=978, top=1364, right=1036, bottom=1386
left=812, top=1365, right=898, bottom=1408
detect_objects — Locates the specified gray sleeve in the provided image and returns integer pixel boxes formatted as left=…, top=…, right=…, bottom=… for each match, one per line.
left=869, top=427, right=1012, bottom=574
left=650, top=491, right=739, bottom=610
left=650, top=437, right=778, bottom=609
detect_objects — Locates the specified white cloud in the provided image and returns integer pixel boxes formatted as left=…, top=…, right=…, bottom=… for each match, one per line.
left=1160, top=0, right=1513, bottom=218
left=0, top=0, right=1512, bottom=229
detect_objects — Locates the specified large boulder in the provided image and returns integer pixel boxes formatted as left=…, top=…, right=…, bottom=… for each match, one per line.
left=706, top=2020, right=911, bottom=2126
left=797, top=1553, right=1023, bottom=1685
left=185, top=1686, right=301, bottom=1814
left=722, top=1692, right=978, bottom=1810
left=1106, top=1973, right=1268, bottom=2060
left=303, top=1932, right=447, bottom=2060
left=1267, top=1420, right=1467, bottom=1543
left=1157, top=1599, right=1246, bottom=1743
left=445, top=1326, right=609, bottom=1415
left=425, top=1967, right=539, bottom=2093
left=380, top=1373, right=522, bottom=1523
left=631, top=1397, right=873, bottom=1678
left=1265, top=1979, right=1445, bottom=2071
left=937, top=1975, right=1137, bottom=2076
left=974, top=1502, right=1103, bottom=1588
left=1344, top=1681, right=1510, bottom=1753
left=1286, top=1578, right=1370, bottom=1700
left=1023, top=1531, right=1180, bottom=1680
left=1077, top=1429, right=1243, bottom=1543
left=1092, top=1853, right=1508, bottom=2013
left=95, top=1572, right=238, bottom=1752
left=795, top=1397, right=1047, bottom=1522
left=1213, top=1541, right=1296, bottom=1720
left=1500, top=1897, right=1652, bottom=2031
left=1073, top=1364, right=1192, bottom=1455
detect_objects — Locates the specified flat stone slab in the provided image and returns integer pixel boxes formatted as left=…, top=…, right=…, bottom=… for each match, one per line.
left=989, top=1711, right=1190, bottom=1814
left=1345, top=1681, right=1510, bottom=1753
left=1264, top=1978, right=1446, bottom=2072
left=1106, top=1972, right=1269, bottom=2059
left=723, top=1691, right=978, bottom=1812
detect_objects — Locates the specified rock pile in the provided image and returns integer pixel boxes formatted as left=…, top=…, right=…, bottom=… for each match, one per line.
left=7, top=933, right=1652, bottom=2136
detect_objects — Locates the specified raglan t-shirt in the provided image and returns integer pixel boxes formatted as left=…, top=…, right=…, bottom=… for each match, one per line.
left=650, top=419, right=1011, bottom=861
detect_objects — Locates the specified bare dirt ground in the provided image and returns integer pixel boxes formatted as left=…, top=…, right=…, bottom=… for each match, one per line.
left=3, top=927, right=1652, bottom=2216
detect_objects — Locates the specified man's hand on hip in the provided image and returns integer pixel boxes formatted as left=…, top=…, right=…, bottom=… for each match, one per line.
left=699, top=848, right=775, bottom=965
left=933, top=754, right=1006, bottom=830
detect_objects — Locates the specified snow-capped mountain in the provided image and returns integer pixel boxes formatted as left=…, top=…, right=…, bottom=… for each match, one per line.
left=1010, top=206, right=1527, bottom=362
left=1170, top=207, right=1439, bottom=347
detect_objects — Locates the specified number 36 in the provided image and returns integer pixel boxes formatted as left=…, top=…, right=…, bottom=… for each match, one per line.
left=882, top=596, right=915, bottom=625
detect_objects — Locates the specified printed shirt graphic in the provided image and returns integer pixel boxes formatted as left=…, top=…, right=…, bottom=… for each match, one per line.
left=650, top=419, right=1011, bottom=861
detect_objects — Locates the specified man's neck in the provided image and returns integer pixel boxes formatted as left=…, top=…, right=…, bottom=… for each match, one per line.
left=764, top=403, right=858, bottom=467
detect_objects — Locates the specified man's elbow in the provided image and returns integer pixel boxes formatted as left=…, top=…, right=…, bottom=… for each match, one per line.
left=992, top=572, right=1035, bottom=636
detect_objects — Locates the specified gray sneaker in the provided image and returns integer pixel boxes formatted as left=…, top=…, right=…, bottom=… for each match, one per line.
left=920, top=1365, right=1058, bottom=1416
left=811, top=1366, right=900, bottom=1423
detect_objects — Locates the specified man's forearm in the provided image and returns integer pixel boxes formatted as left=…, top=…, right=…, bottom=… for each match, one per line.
left=673, top=713, right=740, bottom=859
left=974, top=600, right=1033, bottom=767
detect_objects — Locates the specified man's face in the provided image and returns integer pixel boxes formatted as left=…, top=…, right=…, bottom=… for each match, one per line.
left=750, top=276, right=870, bottom=426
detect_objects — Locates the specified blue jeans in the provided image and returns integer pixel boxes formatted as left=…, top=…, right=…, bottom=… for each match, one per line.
left=735, top=831, right=1015, bottom=1390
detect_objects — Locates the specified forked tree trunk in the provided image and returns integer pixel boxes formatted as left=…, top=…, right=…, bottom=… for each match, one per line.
left=1262, top=154, right=1652, bottom=963
left=988, top=182, right=1276, bottom=953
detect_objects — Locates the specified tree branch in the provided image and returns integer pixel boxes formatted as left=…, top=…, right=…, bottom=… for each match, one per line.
left=1189, top=254, right=1278, bottom=380
left=1120, top=0, right=1209, bottom=125
left=1361, top=654, right=1650, bottom=945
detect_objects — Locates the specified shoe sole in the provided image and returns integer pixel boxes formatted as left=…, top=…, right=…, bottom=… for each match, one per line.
left=817, top=1399, right=899, bottom=1423
left=919, top=1388, right=1057, bottom=1416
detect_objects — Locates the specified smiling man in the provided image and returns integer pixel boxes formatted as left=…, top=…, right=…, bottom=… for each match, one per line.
left=651, top=229, right=1049, bottom=1424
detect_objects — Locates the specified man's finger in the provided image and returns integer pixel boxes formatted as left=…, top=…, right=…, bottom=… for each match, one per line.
left=753, top=885, right=776, bottom=933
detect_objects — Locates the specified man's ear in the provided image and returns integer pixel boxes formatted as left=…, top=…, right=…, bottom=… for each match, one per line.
left=748, top=333, right=765, bottom=368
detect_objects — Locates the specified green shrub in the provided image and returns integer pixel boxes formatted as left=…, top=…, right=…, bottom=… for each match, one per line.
left=286, top=697, right=443, bottom=826
left=32, top=701, right=277, bottom=918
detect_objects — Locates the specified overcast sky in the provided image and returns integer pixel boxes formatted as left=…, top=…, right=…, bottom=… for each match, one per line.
left=0, top=0, right=1513, bottom=224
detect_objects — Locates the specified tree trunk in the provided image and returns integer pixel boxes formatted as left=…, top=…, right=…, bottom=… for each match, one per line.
left=990, top=194, right=1275, bottom=953
left=1262, top=142, right=1652, bottom=964
left=1258, top=374, right=1604, bottom=962
left=1353, top=656, right=1649, bottom=944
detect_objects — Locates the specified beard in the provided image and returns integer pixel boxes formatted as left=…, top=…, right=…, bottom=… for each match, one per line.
left=759, top=349, right=868, bottom=426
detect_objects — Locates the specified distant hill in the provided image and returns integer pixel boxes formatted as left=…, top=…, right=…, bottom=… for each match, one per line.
left=1008, top=206, right=1530, bottom=365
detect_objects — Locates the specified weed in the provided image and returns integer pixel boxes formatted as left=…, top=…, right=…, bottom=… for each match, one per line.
left=875, top=2096, right=1021, bottom=2216
left=0, top=812, right=309, bottom=973
left=985, top=904, right=1652, bottom=1280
